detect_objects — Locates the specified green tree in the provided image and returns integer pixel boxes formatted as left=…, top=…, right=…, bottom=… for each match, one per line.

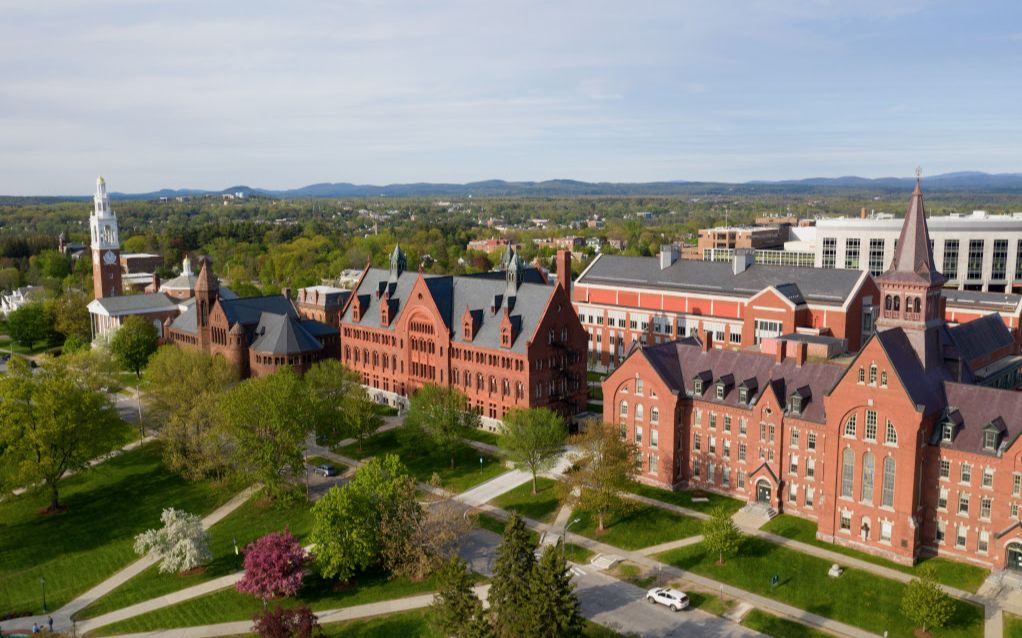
left=310, top=454, right=412, bottom=582
left=527, top=545, right=585, bottom=638
left=7, top=302, right=53, bottom=348
left=702, top=505, right=742, bottom=565
left=403, top=384, right=479, bottom=468
left=432, top=556, right=492, bottom=638
left=0, top=267, right=20, bottom=291
left=557, top=419, right=638, bottom=532
left=0, top=358, right=121, bottom=510
left=304, top=360, right=381, bottom=449
left=489, top=513, right=537, bottom=638
left=34, top=249, right=71, bottom=280
left=219, top=367, right=308, bottom=502
left=901, top=565, right=954, bottom=634
left=110, top=315, right=159, bottom=378
left=51, top=290, right=92, bottom=342
left=144, top=346, right=238, bottom=480
left=500, top=407, right=566, bottom=495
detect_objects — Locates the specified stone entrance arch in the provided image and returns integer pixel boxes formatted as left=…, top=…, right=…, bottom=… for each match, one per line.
left=755, top=478, right=772, bottom=504
left=1007, top=542, right=1022, bottom=572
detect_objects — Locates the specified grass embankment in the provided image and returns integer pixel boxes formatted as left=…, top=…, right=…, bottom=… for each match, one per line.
left=762, top=514, right=989, bottom=593
left=624, top=481, right=744, bottom=515
left=491, top=477, right=561, bottom=523
left=0, top=443, right=232, bottom=616
left=573, top=505, right=702, bottom=551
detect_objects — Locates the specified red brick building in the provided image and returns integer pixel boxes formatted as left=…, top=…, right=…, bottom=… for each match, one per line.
left=338, top=245, right=588, bottom=427
left=604, top=180, right=1022, bottom=571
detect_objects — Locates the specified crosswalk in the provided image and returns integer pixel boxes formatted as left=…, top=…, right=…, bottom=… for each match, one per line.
left=570, top=565, right=586, bottom=577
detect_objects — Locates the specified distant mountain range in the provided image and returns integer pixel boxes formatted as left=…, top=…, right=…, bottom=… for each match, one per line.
left=31, top=171, right=1022, bottom=201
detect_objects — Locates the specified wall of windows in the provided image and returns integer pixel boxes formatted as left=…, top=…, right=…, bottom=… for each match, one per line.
left=845, top=238, right=861, bottom=270
left=822, top=237, right=837, bottom=269
left=993, top=239, right=1008, bottom=281
left=943, top=239, right=959, bottom=280
left=967, top=239, right=984, bottom=281
left=869, top=239, right=885, bottom=276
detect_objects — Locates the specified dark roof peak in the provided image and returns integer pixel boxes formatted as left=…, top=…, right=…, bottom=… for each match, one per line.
left=878, top=178, right=946, bottom=286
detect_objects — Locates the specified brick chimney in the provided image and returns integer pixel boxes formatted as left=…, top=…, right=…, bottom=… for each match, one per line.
left=794, top=341, right=807, bottom=367
left=282, top=287, right=292, bottom=300
left=774, top=339, right=787, bottom=364
left=702, top=328, right=713, bottom=352
left=860, top=206, right=867, bottom=219
left=556, top=250, right=572, bottom=297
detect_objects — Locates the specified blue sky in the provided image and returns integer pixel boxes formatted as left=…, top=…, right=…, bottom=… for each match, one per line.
left=1, top=0, right=1020, bottom=194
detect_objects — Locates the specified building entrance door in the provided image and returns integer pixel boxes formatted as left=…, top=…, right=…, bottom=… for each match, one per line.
left=756, top=480, right=771, bottom=504
left=1007, top=543, right=1022, bottom=572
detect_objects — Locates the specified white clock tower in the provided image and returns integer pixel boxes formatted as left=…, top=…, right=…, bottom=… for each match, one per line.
left=91, top=176, right=123, bottom=299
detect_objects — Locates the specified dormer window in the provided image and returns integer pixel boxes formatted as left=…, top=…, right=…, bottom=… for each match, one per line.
left=983, top=430, right=997, bottom=451
left=789, top=394, right=803, bottom=415
left=942, top=422, right=954, bottom=443
left=693, top=379, right=704, bottom=395
left=739, top=387, right=748, bottom=404
left=716, top=383, right=725, bottom=400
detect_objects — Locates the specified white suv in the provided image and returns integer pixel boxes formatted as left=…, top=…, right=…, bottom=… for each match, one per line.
left=646, top=587, right=690, bottom=612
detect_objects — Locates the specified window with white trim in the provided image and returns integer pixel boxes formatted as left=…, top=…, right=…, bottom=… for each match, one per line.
left=936, top=519, right=946, bottom=543
left=724, top=415, right=731, bottom=433
left=958, top=492, right=969, bottom=515
left=650, top=429, right=658, bottom=449
left=694, top=433, right=701, bottom=451
left=981, top=496, right=992, bottom=520
left=865, top=410, right=878, bottom=441
left=939, top=458, right=950, bottom=479
left=956, top=525, right=967, bottom=549
left=840, top=511, right=851, bottom=531
left=979, top=530, right=989, bottom=553
left=961, top=463, right=972, bottom=484
left=885, top=420, right=898, bottom=445
left=880, top=520, right=892, bottom=542
left=790, top=428, right=800, bottom=448
left=983, top=467, right=994, bottom=489
left=789, top=454, right=799, bottom=475
left=806, top=458, right=815, bottom=479
left=723, top=439, right=731, bottom=459
left=938, top=487, right=948, bottom=510
left=807, top=432, right=816, bottom=450
left=844, top=415, right=857, bottom=438
left=738, top=442, right=746, bottom=462
left=806, top=487, right=814, bottom=507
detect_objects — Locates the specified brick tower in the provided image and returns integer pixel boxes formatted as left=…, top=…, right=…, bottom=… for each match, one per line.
left=90, top=176, right=122, bottom=299
left=195, top=256, right=219, bottom=351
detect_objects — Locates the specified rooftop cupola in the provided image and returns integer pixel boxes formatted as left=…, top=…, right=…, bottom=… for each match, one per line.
left=389, top=244, right=407, bottom=283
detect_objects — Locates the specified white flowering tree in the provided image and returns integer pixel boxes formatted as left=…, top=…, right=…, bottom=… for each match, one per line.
left=134, top=508, right=212, bottom=574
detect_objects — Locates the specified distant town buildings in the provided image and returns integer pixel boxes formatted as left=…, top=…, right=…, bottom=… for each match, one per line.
left=467, top=238, right=515, bottom=254
left=0, top=286, right=43, bottom=318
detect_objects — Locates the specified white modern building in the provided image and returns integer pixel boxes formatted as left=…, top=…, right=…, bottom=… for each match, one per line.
left=802, top=211, right=1022, bottom=292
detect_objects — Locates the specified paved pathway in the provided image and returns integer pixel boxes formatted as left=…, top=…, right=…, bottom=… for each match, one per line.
left=0, top=485, right=260, bottom=634
left=457, top=468, right=531, bottom=506
left=638, top=535, right=705, bottom=556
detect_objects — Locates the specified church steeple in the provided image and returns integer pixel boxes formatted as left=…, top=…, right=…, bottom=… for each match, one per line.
left=90, top=176, right=122, bottom=298
left=875, top=171, right=946, bottom=368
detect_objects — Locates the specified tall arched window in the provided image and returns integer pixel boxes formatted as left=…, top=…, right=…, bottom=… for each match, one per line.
left=861, top=452, right=875, bottom=503
left=651, top=407, right=660, bottom=423
left=893, top=296, right=901, bottom=312
left=635, top=404, right=644, bottom=421
left=841, top=447, right=854, bottom=498
left=913, top=297, right=921, bottom=314
left=844, top=414, right=857, bottom=438
left=882, top=457, right=896, bottom=507
left=884, top=295, right=892, bottom=310
left=869, top=364, right=877, bottom=385
left=619, top=401, right=628, bottom=420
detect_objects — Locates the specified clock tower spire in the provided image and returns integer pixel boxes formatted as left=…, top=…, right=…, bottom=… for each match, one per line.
left=91, top=176, right=123, bottom=299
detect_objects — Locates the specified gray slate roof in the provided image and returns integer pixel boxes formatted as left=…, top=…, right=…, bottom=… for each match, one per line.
left=578, top=254, right=863, bottom=305
left=340, top=267, right=553, bottom=354
left=638, top=338, right=845, bottom=423
left=948, top=314, right=1015, bottom=364
left=89, top=293, right=179, bottom=316
left=220, top=295, right=298, bottom=326
left=939, top=383, right=1022, bottom=456
left=250, top=313, right=324, bottom=355
left=170, top=305, right=197, bottom=334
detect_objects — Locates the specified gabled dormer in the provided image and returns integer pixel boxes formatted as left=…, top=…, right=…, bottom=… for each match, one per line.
left=738, top=378, right=758, bottom=405
left=351, top=294, right=363, bottom=322
left=462, top=305, right=480, bottom=342
left=500, top=308, right=519, bottom=349
left=715, top=373, right=734, bottom=400
left=788, top=385, right=810, bottom=416
left=983, top=417, right=1007, bottom=452
left=938, top=408, right=963, bottom=445
left=692, top=370, right=712, bottom=396
left=380, top=290, right=393, bottom=327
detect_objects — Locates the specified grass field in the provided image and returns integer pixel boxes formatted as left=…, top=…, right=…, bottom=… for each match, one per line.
left=336, top=429, right=506, bottom=493
left=315, top=611, right=623, bottom=638
left=685, top=589, right=736, bottom=616
left=624, top=481, right=744, bottom=515
left=573, top=505, right=702, bottom=550
left=76, top=493, right=314, bottom=619
left=490, top=477, right=561, bottom=523
left=741, top=609, right=833, bottom=638
left=462, top=427, right=502, bottom=447
left=1005, top=613, right=1022, bottom=638
left=761, top=514, right=989, bottom=593
left=658, top=537, right=984, bottom=638
left=92, top=569, right=445, bottom=635
left=0, top=443, right=232, bottom=616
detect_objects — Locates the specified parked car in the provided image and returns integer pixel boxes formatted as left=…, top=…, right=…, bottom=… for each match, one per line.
left=313, top=464, right=338, bottom=477
left=646, top=587, right=690, bottom=611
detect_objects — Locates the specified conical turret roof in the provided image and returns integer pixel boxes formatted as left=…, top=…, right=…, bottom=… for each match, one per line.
left=877, top=177, right=946, bottom=286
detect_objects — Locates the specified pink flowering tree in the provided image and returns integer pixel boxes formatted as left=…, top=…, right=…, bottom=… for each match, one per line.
left=236, top=529, right=308, bottom=600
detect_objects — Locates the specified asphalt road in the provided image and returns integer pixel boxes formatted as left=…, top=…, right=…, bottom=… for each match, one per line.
left=458, top=529, right=763, bottom=638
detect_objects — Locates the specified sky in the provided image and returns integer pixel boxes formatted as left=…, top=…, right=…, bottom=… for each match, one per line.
left=1, top=0, right=1020, bottom=195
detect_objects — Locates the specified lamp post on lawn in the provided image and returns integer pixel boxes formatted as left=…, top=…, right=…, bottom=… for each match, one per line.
left=40, top=575, right=46, bottom=613
left=479, top=456, right=483, bottom=475
left=562, top=517, right=582, bottom=560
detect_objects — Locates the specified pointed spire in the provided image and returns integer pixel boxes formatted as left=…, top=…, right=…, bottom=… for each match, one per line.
left=389, top=243, right=406, bottom=282
left=877, top=171, right=946, bottom=286
left=195, top=256, right=219, bottom=292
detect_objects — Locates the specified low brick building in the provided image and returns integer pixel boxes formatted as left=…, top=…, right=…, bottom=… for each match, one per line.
left=338, top=245, right=588, bottom=426
left=604, top=180, right=1022, bottom=571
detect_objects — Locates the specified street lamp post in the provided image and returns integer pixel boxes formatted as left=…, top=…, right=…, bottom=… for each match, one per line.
left=562, top=517, right=582, bottom=560
left=40, top=575, right=46, bottom=613
left=479, top=456, right=483, bottom=475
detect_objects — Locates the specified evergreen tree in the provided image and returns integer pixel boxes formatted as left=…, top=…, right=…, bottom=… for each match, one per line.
left=527, top=545, right=585, bottom=638
left=431, top=556, right=493, bottom=638
left=489, top=513, right=537, bottom=638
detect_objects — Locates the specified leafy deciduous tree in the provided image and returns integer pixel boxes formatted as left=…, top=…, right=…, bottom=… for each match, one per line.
left=304, top=359, right=381, bottom=449
left=134, top=508, right=212, bottom=574
left=557, top=419, right=638, bottom=532
left=500, top=407, right=566, bottom=495
left=901, top=566, right=954, bottom=634
left=701, top=505, right=742, bottom=565
left=6, top=302, right=53, bottom=348
left=403, top=384, right=479, bottom=469
left=51, top=290, right=91, bottom=342
left=110, top=315, right=159, bottom=378
left=252, top=605, right=321, bottom=638
left=236, top=529, right=308, bottom=600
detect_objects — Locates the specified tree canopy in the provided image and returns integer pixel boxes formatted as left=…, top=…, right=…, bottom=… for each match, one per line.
left=403, top=384, right=479, bottom=468
left=557, top=419, right=638, bottom=531
left=110, top=314, right=159, bottom=378
left=500, top=407, right=566, bottom=495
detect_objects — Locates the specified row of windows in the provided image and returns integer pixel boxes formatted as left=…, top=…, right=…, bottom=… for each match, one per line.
left=840, top=449, right=896, bottom=507
left=937, top=458, right=999, bottom=488
left=856, top=363, right=888, bottom=387
left=618, top=401, right=660, bottom=423
left=935, top=520, right=991, bottom=554
left=843, top=412, right=898, bottom=445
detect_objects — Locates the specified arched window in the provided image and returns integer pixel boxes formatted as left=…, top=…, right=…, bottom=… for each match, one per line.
left=869, top=364, right=877, bottom=385
left=844, top=414, right=857, bottom=438
left=893, top=296, right=901, bottom=312
left=913, top=297, right=921, bottom=314
left=635, top=404, right=644, bottom=421
left=880, top=371, right=887, bottom=387
left=882, top=457, right=896, bottom=507
left=885, top=419, right=898, bottom=445
left=841, top=447, right=854, bottom=498
left=619, top=401, right=628, bottom=419
left=861, top=452, right=875, bottom=503
left=884, top=295, right=891, bottom=310
left=651, top=407, right=660, bottom=423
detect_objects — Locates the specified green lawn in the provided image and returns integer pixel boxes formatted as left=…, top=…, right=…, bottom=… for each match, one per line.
left=624, top=481, right=744, bottom=515
left=76, top=493, right=314, bottom=619
left=564, top=543, right=595, bottom=564
left=762, top=514, right=990, bottom=593
left=658, top=537, right=984, bottom=638
left=92, top=568, right=446, bottom=635
left=573, top=505, right=702, bottom=551
left=0, top=337, right=62, bottom=356
left=741, top=609, right=833, bottom=638
left=337, top=429, right=506, bottom=493
left=490, top=477, right=561, bottom=523
left=462, top=427, right=502, bottom=447
left=1004, top=613, right=1022, bottom=638
left=0, top=443, right=232, bottom=616
left=685, top=590, right=736, bottom=616
left=315, top=612, right=624, bottom=638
